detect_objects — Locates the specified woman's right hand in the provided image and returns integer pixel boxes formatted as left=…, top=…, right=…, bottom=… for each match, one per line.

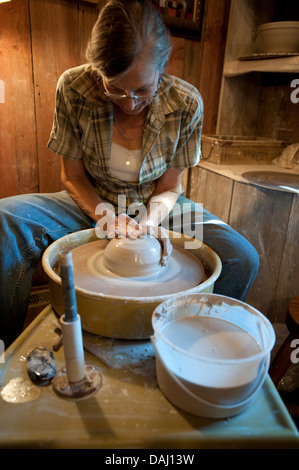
left=139, top=224, right=173, bottom=266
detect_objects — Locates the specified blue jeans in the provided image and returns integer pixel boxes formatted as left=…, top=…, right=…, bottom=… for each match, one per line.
left=0, top=191, right=259, bottom=348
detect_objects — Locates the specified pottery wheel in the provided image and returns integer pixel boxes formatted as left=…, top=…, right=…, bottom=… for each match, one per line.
left=70, top=239, right=206, bottom=298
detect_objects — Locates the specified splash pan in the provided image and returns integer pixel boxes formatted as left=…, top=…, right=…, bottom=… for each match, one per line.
left=42, top=229, right=222, bottom=339
left=69, top=239, right=205, bottom=297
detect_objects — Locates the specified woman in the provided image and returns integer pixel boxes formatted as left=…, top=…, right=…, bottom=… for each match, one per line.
left=0, top=0, right=259, bottom=348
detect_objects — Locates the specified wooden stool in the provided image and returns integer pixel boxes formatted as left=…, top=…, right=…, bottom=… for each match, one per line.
left=269, top=296, right=299, bottom=386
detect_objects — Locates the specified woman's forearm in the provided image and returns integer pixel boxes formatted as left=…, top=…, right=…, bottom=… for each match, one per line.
left=139, top=168, right=183, bottom=227
left=62, top=174, right=105, bottom=222
left=139, top=190, right=180, bottom=227
left=61, top=158, right=113, bottom=224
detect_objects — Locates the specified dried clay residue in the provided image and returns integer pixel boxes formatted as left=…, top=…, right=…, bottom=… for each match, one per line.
left=0, top=377, right=40, bottom=404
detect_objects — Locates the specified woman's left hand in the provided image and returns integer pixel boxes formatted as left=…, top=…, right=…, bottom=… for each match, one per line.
left=140, top=224, right=173, bottom=266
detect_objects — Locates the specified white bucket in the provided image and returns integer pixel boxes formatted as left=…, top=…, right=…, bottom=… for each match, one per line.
left=151, top=293, right=275, bottom=418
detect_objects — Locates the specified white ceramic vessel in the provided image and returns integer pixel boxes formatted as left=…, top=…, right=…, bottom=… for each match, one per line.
left=256, top=21, right=299, bottom=53
left=103, top=237, right=163, bottom=277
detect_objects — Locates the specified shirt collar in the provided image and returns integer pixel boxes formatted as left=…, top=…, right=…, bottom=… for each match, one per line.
left=156, top=74, right=187, bottom=114
left=69, top=65, right=109, bottom=105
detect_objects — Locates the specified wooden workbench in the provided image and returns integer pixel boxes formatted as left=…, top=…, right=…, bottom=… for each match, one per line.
left=0, top=305, right=298, bottom=449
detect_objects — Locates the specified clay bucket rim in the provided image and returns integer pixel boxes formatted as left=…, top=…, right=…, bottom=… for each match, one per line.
left=42, top=228, right=222, bottom=303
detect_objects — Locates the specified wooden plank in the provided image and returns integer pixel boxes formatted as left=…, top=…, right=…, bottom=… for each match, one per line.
left=224, top=56, right=299, bottom=77
left=197, top=0, right=230, bottom=134
left=79, top=0, right=99, bottom=64
left=96, top=0, right=106, bottom=10
left=182, top=38, right=204, bottom=90
left=217, top=73, right=263, bottom=135
left=224, top=0, right=274, bottom=61
left=30, top=0, right=80, bottom=193
left=216, top=0, right=274, bottom=135
left=228, top=181, right=293, bottom=321
left=0, top=0, right=38, bottom=197
left=270, top=195, right=299, bottom=322
left=183, top=0, right=230, bottom=134
left=187, top=166, right=207, bottom=202
left=257, top=73, right=299, bottom=143
left=187, top=166, right=233, bottom=223
left=166, top=36, right=185, bottom=78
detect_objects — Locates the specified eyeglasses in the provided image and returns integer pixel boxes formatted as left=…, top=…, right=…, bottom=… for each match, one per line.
left=104, top=89, right=159, bottom=102
left=103, top=74, right=161, bottom=102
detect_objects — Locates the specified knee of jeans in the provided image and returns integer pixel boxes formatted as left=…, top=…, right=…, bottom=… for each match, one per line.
left=0, top=195, right=24, bottom=215
left=241, top=241, right=260, bottom=278
left=0, top=197, right=37, bottom=239
left=0, top=205, right=15, bottom=232
left=0, top=200, right=21, bottom=230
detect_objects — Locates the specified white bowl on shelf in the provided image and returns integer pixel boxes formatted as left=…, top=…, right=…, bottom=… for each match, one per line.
left=256, top=21, right=299, bottom=53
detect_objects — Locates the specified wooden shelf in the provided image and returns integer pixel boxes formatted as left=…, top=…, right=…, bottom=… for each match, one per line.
left=223, top=56, right=299, bottom=77
left=217, top=0, right=299, bottom=136
left=211, top=0, right=299, bottom=322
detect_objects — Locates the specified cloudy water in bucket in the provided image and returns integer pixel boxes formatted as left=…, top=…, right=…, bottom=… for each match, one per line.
left=158, top=315, right=266, bottom=404
left=161, top=315, right=262, bottom=361
left=152, top=294, right=275, bottom=410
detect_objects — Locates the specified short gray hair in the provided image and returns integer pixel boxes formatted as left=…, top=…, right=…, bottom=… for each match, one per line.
left=86, top=0, right=172, bottom=78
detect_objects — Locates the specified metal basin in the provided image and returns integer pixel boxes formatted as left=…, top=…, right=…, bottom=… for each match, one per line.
left=242, top=170, right=299, bottom=194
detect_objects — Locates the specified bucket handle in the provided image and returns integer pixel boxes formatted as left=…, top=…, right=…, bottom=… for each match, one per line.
left=150, top=336, right=270, bottom=410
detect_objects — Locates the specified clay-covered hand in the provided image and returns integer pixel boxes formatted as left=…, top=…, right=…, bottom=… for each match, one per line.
left=140, top=224, right=173, bottom=266
left=107, top=213, right=141, bottom=240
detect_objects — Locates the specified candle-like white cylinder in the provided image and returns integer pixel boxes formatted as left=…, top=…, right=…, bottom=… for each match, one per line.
left=59, top=251, right=78, bottom=323
left=60, top=314, right=85, bottom=383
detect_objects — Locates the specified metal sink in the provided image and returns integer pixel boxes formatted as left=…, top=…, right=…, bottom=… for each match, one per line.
left=241, top=170, right=299, bottom=194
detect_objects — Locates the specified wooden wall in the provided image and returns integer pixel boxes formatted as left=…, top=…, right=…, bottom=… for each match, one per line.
left=257, top=73, right=299, bottom=143
left=189, top=167, right=299, bottom=323
left=0, top=0, right=99, bottom=197
left=0, top=0, right=230, bottom=198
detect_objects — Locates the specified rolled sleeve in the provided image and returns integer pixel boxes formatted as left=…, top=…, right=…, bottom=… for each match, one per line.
left=47, top=74, right=83, bottom=160
left=169, top=91, right=203, bottom=169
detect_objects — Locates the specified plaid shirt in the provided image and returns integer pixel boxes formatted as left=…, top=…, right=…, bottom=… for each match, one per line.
left=47, top=64, right=203, bottom=208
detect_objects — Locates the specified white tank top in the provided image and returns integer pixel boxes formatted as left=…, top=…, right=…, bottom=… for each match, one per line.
left=110, top=142, right=143, bottom=182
